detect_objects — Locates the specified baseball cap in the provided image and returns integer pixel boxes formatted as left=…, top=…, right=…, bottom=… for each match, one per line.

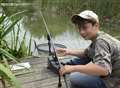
left=71, top=10, right=99, bottom=24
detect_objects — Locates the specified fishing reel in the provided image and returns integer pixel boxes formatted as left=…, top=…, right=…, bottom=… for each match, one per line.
left=47, top=56, right=59, bottom=74
left=47, top=55, right=66, bottom=74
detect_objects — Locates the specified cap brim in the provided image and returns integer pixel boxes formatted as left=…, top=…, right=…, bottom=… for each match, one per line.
left=71, top=14, right=88, bottom=24
left=71, top=14, right=81, bottom=24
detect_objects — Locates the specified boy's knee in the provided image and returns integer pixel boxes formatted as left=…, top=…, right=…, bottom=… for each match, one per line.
left=69, top=72, right=87, bottom=87
left=69, top=72, right=106, bottom=88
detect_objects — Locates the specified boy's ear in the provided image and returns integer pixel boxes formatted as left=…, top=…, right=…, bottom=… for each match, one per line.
left=95, top=22, right=99, bottom=27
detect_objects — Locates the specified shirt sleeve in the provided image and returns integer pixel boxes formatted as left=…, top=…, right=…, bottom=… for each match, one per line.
left=93, top=39, right=112, bottom=75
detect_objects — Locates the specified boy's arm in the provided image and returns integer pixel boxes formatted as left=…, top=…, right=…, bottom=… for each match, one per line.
left=67, top=49, right=88, bottom=58
left=57, top=48, right=88, bottom=58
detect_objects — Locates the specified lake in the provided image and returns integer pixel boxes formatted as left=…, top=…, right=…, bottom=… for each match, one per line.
left=1, top=1, right=120, bottom=55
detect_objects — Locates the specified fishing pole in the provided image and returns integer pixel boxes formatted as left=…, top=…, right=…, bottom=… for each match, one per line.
left=39, top=10, right=69, bottom=88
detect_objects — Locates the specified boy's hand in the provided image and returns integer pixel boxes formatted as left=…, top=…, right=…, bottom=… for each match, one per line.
left=59, top=65, right=74, bottom=76
left=56, top=48, right=70, bottom=56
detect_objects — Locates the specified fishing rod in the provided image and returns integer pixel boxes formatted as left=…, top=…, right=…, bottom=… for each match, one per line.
left=39, top=10, right=69, bottom=88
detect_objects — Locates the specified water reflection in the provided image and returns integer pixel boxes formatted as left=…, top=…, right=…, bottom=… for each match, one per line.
left=34, top=30, right=91, bottom=49
left=1, top=3, right=91, bottom=53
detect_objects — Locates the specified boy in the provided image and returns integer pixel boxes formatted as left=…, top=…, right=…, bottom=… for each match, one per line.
left=58, top=10, right=120, bottom=88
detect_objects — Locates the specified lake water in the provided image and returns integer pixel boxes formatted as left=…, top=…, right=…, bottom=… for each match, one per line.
left=1, top=2, right=120, bottom=55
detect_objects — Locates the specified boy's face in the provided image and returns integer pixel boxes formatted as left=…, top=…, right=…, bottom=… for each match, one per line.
left=77, top=22, right=99, bottom=40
